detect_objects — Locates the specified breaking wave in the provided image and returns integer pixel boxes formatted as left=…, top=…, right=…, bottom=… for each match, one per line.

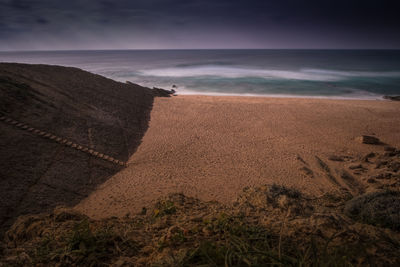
left=138, top=65, right=400, bottom=82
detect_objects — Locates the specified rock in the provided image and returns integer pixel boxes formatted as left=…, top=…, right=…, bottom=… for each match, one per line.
left=152, top=87, right=175, bottom=97
left=383, top=95, right=400, bottom=101
left=367, top=178, right=376, bottom=183
left=344, top=191, right=400, bottom=231
left=355, top=135, right=381, bottom=145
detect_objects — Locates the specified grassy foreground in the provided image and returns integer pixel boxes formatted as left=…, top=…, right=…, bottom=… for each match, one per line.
left=1, top=184, right=399, bottom=266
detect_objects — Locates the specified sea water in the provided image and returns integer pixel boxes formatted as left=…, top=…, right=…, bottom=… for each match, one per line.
left=1, top=49, right=400, bottom=99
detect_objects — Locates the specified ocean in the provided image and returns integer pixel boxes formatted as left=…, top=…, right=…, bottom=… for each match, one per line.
left=1, top=49, right=400, bottom=99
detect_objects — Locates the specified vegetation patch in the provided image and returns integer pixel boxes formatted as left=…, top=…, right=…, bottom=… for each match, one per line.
left=1, top=185, right=400, bottom=266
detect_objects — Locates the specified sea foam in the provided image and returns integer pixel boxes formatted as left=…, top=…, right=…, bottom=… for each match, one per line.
left=138, top=65, right=400, bottom=82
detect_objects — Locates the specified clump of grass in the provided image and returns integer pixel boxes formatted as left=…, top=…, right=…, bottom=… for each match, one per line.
left=180, top=213, right=364, bottom=267
left=180, top=213, right=285, bottom=266
left=269, top=184, right=302, bottom=199
left=31, top=219, right=139, bottom=266
left=65, top=219, right=113, bottom=264
left=153, top=200, right=177, bottom=217
left=33, top=235, right=59, bottom=264
left=296, top=235, right=370, bottom=267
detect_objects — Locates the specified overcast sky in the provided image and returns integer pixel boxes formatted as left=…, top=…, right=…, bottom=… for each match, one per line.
left=1, top=0, right=400, bottom=51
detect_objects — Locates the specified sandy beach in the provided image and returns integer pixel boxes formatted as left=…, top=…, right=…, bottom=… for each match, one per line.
left=3, top=1, right=400, bottom=262
left=76, top=96, right=400, bottom=218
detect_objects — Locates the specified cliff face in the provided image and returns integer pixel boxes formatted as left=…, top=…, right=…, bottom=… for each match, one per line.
left=0, top=63, right=154, bottom=235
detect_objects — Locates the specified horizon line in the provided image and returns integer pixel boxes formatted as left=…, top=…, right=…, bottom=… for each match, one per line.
left=1, top=48, right=400, bottom=53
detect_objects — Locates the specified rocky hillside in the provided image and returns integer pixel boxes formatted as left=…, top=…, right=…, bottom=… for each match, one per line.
left=0, top=63, right=156, bottom=236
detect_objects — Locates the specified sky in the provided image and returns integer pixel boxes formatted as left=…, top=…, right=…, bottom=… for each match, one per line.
left=0, top=0, right=400, bottom=51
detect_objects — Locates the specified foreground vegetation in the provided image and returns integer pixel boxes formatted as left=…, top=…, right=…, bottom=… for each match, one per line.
left=1, top=184, right=399, bottom=266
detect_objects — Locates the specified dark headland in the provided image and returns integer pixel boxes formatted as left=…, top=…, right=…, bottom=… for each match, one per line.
left=0, top=63, right=175, bottom=235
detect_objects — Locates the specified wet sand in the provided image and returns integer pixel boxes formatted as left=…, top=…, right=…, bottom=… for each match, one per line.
left=75, top=96, right=400, bottom=218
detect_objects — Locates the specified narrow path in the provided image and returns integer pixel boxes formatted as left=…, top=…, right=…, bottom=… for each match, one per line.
left=0, top=114, right=127, bottom=167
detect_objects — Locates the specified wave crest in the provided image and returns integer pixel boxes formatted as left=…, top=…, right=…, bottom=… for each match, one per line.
left=138, top=65, right=400, bottom=82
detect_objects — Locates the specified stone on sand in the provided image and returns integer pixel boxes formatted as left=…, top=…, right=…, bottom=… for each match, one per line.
left=356, top=135, right=380, bottom=145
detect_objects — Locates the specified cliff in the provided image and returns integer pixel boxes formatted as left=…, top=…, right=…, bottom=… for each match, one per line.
left=0, top=63, right=154, bottom=235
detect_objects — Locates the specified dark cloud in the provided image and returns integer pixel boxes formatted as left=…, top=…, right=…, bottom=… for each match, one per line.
left=0, top=0, right=399, bottom=50
left=35, top=18, right=49, bottom=24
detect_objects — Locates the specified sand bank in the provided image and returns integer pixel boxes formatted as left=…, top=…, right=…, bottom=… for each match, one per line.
left=76, top=96, right=400, bottom=218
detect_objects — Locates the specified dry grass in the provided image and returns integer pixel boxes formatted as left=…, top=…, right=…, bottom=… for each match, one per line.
left=1, top=184, right=400, bottom=266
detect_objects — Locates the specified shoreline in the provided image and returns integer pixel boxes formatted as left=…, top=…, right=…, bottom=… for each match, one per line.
left=173, top=91, right=386, bottom=100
